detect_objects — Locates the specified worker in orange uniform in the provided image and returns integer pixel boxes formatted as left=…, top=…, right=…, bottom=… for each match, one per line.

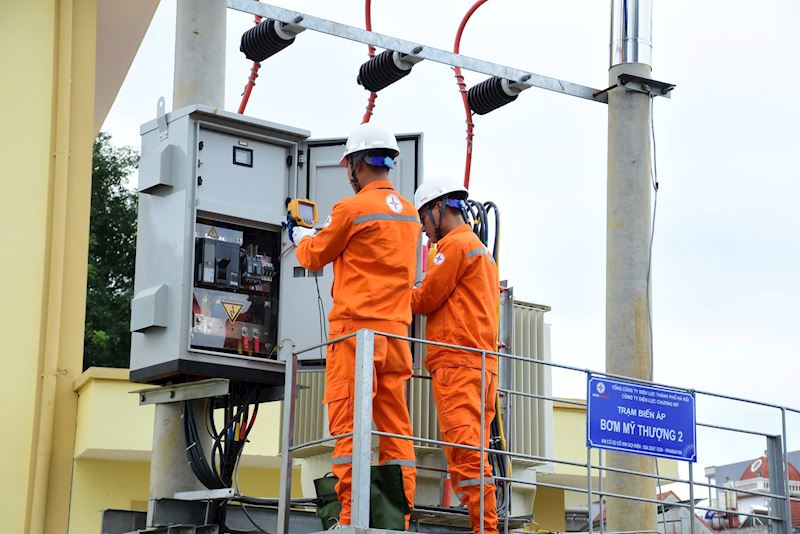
left=411, top=176, right=500, bottom=534
left=290, top=123, right=420, bottom=529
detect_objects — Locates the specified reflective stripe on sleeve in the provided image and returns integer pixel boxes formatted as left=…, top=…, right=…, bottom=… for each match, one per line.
left=466, top=247, right=496, bottom=263
left=331, top=455, right=352, bottom=465
left=353, top=213, right=420, bottom=225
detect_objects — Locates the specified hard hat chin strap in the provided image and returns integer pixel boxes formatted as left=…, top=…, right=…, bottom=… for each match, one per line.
left=425, top=198, right=448, bottom=242
left=348, top=158, right=362, bottom=193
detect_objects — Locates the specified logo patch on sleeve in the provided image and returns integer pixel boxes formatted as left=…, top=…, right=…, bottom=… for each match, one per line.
left=433, top=252, right=445, bottom=265
left=386, top=193, right=403, bottom=213
left=323, top=215, right=332, bottom=228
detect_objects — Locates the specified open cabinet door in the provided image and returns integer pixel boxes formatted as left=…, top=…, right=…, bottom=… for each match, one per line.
left=278, top=134, right=423, bottom=361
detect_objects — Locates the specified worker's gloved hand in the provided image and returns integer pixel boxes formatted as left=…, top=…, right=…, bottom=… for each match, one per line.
left=291, top=225, right=316, bottom=244
left=282, top=219, right=296, bottom=237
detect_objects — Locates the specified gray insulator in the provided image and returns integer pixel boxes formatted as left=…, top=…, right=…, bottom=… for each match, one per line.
left=240, top=19, right=295, bottom=62
left=357, top=50, right=412, bottom=92
left=467, top=77, right=519, bottom=115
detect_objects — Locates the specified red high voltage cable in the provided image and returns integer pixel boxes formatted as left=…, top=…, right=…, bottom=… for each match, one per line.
left=238, top=4, right=263, bottom=115
left=453, top=0, right=491, bottom=188
left=361, top=0, right=378, bottom=123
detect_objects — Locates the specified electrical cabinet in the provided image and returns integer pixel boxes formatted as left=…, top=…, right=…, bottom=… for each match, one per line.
left=130, top=105, right=422, bottom=384
left=278, top=136, right=423, bottom=362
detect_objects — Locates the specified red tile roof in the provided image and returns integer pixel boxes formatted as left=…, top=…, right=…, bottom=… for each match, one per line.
left=740, top=455, right=800, bottom=481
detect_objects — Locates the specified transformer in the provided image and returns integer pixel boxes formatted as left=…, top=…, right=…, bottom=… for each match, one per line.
left=129, top=105, right=422, bottom=384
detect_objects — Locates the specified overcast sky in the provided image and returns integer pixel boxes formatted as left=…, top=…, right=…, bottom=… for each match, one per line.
left=103, top=0, right=800, bottom=476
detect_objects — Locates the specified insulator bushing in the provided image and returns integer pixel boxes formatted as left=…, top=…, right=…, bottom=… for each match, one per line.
left=467, top=77, right=519, bottom=115
left=240, top=19, right=295, bottom=62
left=357, top=50, right=413, bottom=92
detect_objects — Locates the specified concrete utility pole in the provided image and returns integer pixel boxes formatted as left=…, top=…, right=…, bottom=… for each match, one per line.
left=146, top=0, right=227, bottom=526
left=173, top=0, right=227, bottom=109
left=605, top=1, right=657, bottom=533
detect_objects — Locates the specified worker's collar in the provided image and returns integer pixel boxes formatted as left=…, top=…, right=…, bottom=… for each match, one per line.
left=438, top=223, right=471, bottom=243
left=357, top=180, right=395, bottom=194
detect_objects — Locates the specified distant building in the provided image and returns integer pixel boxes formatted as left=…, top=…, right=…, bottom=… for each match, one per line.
left=706, top=454, right=800, bottom=532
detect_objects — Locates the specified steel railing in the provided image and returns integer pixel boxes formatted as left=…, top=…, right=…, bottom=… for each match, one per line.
left=276, top=329, right=800, bottom=534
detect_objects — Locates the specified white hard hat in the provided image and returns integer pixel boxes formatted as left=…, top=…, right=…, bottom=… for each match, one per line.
left=339, top=123, right=400, bottom=167
left=414, top=176, right=469, bottom=210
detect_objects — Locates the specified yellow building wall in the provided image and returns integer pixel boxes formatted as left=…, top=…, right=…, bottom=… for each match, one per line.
left=68, top=459, right=301, bottom=534
left=0, top=1, right=97, bottom=532
left=68, top=460, right=150, bottom=534
left=73, top=369, right=284, bottom=459
left=533, top=486, right=566, bottom=532
left=69, top=371, right=299, bottom=534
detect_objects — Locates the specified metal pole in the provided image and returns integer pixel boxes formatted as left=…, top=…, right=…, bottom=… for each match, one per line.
left=503, top=479, right=512, bottom=534
left=781, top=409, right=792, bottom=534
left=689, top=462, right=696, bottom=534
left=351, top=329, right=375, bottom=528
left=174, top=0, right=226, bottom=109
left=277, top=348, right=297, bottom=534
left=146, top=401, right=208, bottom=525
left=605, top=2, right=656, bottom=533
left=588, top=447, right=595, bottom=534
left=656, top=459, right=668, bottom=534
left=599, top=450, right=605, bottom=534
left=480, top=351, right=486, bottom=534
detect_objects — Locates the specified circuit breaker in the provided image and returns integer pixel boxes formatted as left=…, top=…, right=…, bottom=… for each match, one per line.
left=129, top=105, right=422, bottom=384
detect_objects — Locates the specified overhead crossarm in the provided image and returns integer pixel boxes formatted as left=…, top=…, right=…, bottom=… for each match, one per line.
left=226, top=0, right=609, bottom=104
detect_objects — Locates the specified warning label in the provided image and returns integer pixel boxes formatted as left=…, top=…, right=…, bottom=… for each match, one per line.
left=221, top=302, right=243, bottom=323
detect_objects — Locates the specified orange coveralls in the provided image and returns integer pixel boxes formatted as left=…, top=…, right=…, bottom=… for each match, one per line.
left=411, top=223, right=500, bottom=534
left=296, top=180, right=421, bottom=526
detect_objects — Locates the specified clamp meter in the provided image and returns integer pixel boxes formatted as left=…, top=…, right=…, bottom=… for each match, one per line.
left=286, top=198, right=318, bottom=228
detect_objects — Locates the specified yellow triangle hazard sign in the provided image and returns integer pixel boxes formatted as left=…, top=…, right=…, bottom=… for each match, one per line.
left=221, top=301, right=243, bottom=323
left=207, top=227, right=219, bottom=239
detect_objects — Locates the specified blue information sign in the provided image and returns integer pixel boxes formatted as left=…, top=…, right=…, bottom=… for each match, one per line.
left=587, top=376, right=697, bottom=462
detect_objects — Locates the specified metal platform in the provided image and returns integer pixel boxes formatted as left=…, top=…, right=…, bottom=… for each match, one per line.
left=101, top=504, right=530, bottom=534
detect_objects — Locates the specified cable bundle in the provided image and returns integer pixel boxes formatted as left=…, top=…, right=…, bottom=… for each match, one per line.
left=240, top=19, right=295, bottom=62
left=467, top=77, right=519, bottom=116
left=183, top=391, right=259, bottom=490
left=462, top=199, right=500, bottom=261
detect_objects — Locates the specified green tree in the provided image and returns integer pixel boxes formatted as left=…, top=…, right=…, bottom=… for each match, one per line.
left=83, top=132, right=139, bottom=369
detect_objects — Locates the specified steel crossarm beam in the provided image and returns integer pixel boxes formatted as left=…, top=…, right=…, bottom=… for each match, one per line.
left=227, top=0, right=608, bottom=103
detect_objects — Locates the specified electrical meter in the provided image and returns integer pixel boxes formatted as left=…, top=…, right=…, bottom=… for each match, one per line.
left=287, top=198, right=318, bottom=228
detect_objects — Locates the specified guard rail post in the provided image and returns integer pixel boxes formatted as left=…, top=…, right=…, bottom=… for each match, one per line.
left=276, top=341, right=297, bottom=534
left=480, top=350, right=486, bottom=534
left=781, top=409, right=792, bottom=534
left=351, top=329, right=376, bottom=528
left=767, top=434, right=791, bottom=534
